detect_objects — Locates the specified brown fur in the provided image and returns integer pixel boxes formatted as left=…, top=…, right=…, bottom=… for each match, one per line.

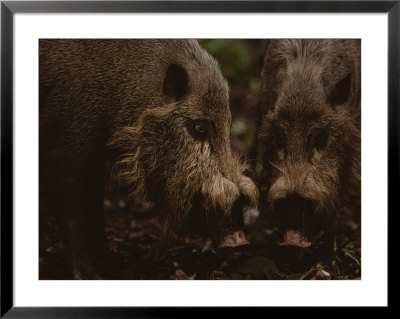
left=258, top=39, right=360, bottom=234
left=39, top=40, right=258, bottom=278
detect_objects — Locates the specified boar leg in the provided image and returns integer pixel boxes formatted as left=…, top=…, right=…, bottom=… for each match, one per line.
left=82, top=155, right=108, bottom=261
left=60, top=157, right=106, bottom=280
left=67, top=216, right=102, bottom=280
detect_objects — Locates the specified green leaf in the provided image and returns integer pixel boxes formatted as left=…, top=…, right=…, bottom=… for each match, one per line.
left=338, top=236, right=350, bottom=249
left=344, top=251, right=361, bottom=266
left=285, top=266, right=316, bottom=280
left=236, top=256, right=278, bottom=279
left=231, top=120, right=248, bottom=135
left=263, top=229, right=275, bottom=236
left=220, top=261, right=229, bottom=269
left=230, top=273, right=244, bottom=280
left=201, top=238, right=213, bottom=253
left=311, top=230, right=325, bottom=242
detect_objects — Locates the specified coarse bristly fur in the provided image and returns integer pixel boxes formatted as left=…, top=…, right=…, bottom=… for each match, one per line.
left=40, top=39, right=258, bottom=278
left=107, top=104, right=258, bottom=240
left=258, top=39, right=360, bottom=232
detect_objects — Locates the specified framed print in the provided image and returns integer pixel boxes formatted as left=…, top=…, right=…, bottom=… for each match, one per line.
left=1, top=0, right=396, bottom=316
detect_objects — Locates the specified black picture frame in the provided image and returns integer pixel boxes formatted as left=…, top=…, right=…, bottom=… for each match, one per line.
left=1, top=0, right=396, bottom=316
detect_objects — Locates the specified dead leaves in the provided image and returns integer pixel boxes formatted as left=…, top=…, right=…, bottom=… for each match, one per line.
left=170, top=269, right=197, bottom=280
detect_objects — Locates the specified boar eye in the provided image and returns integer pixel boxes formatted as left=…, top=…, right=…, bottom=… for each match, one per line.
left=191, top=119, right=209, bottom=141
left=313, top=128, right=329, bottom=149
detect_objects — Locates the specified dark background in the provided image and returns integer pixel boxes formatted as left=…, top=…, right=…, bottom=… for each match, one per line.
left=39, top=40, right=361, bottom=280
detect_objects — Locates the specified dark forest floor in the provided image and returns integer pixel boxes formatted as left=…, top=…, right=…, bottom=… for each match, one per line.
left=39, top=193, right=360, bottom=280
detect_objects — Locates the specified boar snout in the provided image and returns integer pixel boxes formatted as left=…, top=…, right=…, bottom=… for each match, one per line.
left=274, top=193, right=316, bottom=229
left=269, top=176, right=319, bottom=247
left=203, top=172, right=258, bottom=249
left=274, top=194, right=316, bottom=248
left=203, top=170, right=258, bottom=214
left=215, top=195, right=253, bottom=249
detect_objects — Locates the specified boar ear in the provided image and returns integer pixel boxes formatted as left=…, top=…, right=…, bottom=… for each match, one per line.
left=327, top=72, right=352, bottom=107
left=163, top=64, right=189, bottom=101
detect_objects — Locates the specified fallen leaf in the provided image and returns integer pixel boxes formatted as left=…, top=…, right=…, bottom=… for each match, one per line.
left=45, top=241, right=64, bottom=253
left=128, top=230, right=144, bottom=239
left=170, top=269, right=196, bottom=280
left=108, top=240, right=119, bottom=253
left=279, top=230, right=312, bottom=248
